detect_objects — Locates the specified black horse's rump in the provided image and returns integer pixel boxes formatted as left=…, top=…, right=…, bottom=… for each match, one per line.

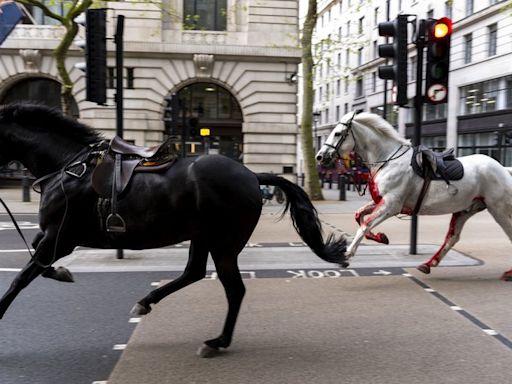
left=0, top=103, right=348, bottom=356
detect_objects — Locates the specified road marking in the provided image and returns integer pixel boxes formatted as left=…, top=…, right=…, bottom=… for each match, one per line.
left=92, top=381, right=108, bottom=384
left=406, top=274, right=512, bottom=350
left=129, top=317, right=141, bottom=323
left=373, top=269, right=392, bottom=275
left=0, top=268, right=21, bottom=272
left=113, top=344, right=126, bottom=350
left=0, top=249, right=35, bottom=253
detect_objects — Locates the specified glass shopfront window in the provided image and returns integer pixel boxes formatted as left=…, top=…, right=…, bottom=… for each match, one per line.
left=460, top=76, right=511, bottom=115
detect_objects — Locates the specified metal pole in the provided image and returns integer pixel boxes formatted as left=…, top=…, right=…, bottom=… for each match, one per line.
left=410, top=19, right=426, bottom=255
left=115, top=15, right=125, bottom=260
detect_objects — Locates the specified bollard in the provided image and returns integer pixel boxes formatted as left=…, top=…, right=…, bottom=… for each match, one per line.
left=328, top=176, right=333, bottom=189
left=22, top=172, right=30, bottom=202
left=339, top=175, right=346, bottom=201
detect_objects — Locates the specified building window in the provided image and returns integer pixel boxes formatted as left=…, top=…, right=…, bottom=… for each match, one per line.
left=373, top=40, right=378, bottom=59
left=424, top=103, right=446, bottom=121
left=372, top=72, right=377, bottom=93
left=345, top=49, right=350, bottom=67
left=358, top=17, right=364, bottom=35
left=346, top=21, right=350, bottom=36
left=357, top=47, right=363, bottom=66
left=464, top=33, right=472, bottom=64
left=410, top=55, right=417, bottom=81
left=21, top=2, right=65, bottom=25
left=344, top=76, right=349, bottom=94
left=336, top=79, right=341, bottom=96
left=465, top=0, right=474, bottom=16
left=459, top=76, right=512, bottom=115
left=356, top=76, right=364, bottom=97
left=325, top=108, right=330, bottom=124
left=183, top=0, right=227, bottom=31
left=344, top=102, right=349, bottom=114
left=488, top=23, right=497, bottom=57
left=427, top=9, right=433, bottom=19
left=374, top=7, right=379, bottom=25
left=445, top=1, right=453, bottom=19
left=336, top=105, right=340, bottom=121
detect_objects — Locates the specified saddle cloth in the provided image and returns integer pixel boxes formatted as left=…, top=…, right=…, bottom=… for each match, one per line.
left=410, top=145, right=464, bottom=182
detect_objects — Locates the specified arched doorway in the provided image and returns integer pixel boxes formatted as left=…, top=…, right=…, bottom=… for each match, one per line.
left=164, top=82, right=243, bottom=160
left=0, top=77, right=79, bottom=117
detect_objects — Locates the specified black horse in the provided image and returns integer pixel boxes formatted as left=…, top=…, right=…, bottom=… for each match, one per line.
left=0, top=104, right=347, bottom=356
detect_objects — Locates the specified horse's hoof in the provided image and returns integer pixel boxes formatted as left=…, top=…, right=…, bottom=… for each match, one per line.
left=197, top=343, right=220, bottom=358
left=417, top=264, right=431, bottom=274
left=377, top=233, right=389, bottom=245
left=54, top=267, right=74, bottom=282
left=130, top=303, right=152, bottom=315
left=340, top=261, right=350, bottom=268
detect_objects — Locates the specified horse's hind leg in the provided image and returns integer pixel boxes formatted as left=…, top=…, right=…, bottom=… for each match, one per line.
left=132, top=240, right=209, bottom=315
left=198, top=248, right=245, bottom=357
left=418, top=198, right=486, bottom=274
left=484, top=204, right=512, bottom=280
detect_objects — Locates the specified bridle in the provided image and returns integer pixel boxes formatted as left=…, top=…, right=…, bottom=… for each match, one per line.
left=323, top=111, right=358, bottom=155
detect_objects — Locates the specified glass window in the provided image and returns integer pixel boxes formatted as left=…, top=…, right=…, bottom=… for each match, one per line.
left=22, top=1, right=64, bottom=25
left=445, top=1, right=453, bottom=19
left=488, top=23, right=497, bottom=56
left=184, top=0, right=227, bottom=31
left=356, top=76, right=364, bottom=97
left=464, top=34, right=472, bottom=64
left=465, top=0, right=474, bottom=16
left=459, top=77, right=510, bottom=115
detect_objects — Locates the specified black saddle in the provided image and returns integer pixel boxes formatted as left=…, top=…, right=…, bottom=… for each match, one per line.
left=411, top=145, right=464, bottom=183
left=91, top=136, right=178, bottom=232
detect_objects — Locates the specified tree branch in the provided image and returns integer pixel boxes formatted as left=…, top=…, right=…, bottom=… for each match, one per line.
left=16, top=0, right=66, bottom=24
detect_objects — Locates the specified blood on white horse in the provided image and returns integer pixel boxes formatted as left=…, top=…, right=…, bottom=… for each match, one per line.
left=316, top=111, right=512, bottom=280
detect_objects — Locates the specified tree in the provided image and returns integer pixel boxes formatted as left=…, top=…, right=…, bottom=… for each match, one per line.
left=300, top=0, right=323, bottom=200
left=16, top=0, right=94, bottom=115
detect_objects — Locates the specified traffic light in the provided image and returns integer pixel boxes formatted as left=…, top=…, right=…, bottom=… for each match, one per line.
left=377, top=14, right=408, bottom=106
left=425, top=17, right=452, bottom=105
left=75, top=9, right=107, bottom=105
left=163, top=93, right=179, bottom=135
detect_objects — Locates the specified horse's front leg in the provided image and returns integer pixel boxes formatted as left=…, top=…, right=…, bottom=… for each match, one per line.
left=355, top=201, right=389, bottom=244
left=31, top=231, right=74, bottom=283
left=0, top=231, right=73, bottom=319
left=347, top=199, right=400, bottom=258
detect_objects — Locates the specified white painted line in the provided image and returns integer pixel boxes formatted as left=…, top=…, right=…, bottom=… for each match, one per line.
left=0, top=249, right=35, bottom=253
left=150, top=282, right=160, bottom=287
left=424, top=288, right=436, bottom=292
left=483, top=329, right=498, bottom=336
left=129, top=317, right=141, bottom=323
left=450, top=306, right=463, bottom=311
left=113, top=344, right=127, bottom=350
left=0, top=268, right=21, bottom=272
left=402, top=273, right=412, bottom=277
left=92, top=381, right=108, bottom=384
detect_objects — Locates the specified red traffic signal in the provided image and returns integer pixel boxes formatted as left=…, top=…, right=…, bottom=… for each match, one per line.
left=425, top=17, right=452, bottom=105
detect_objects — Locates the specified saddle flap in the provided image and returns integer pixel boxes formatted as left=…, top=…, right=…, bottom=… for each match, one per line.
left=91, top=154, right=140, bottom=197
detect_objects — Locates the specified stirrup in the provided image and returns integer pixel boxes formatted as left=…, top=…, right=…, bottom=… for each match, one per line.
left=106, top=213, right=126, bottom=233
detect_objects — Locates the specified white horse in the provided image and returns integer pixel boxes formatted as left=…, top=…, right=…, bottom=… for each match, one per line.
left=316, top=111, right=512, bottom=280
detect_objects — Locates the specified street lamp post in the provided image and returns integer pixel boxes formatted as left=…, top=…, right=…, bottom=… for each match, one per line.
left=313, top=111, right=321, bottom=152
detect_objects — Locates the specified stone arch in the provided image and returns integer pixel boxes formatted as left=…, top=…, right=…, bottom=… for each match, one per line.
left=163, top=81, right=243, bottom=161
left=0, top=75, right=79, bottom=117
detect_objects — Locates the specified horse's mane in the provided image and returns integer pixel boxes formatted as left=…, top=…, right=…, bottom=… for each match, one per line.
left=0, top=103, right=103, bottom=145
left=353, top=112, right=411, bottom=145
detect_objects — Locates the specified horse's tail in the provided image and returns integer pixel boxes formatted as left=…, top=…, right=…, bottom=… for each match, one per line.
left=256, top=173, right=348, bottom=266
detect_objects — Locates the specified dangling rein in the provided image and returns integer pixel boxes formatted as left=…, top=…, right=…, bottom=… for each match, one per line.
left=0, top=196, right=36, bottom=262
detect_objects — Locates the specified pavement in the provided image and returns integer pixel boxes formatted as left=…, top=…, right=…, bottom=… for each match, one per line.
left=2, top=183, right=512, bottom=383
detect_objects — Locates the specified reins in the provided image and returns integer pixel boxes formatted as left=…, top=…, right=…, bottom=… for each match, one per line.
left=1, top=144, right=101, bottom=269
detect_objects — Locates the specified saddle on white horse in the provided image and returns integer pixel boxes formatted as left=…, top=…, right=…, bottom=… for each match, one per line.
left=411, top=145, right=464, bottom=183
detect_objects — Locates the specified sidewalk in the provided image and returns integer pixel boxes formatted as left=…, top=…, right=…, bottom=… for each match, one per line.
left=0, top=185, right=40, bottom=214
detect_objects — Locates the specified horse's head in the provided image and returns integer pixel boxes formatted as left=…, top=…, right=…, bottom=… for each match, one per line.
left=316, top=111, right=358, bottom=167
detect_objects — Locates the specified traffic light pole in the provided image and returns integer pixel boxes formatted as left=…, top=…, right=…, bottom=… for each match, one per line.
left=410, top=19, right=426, bottom=255
left=115, top=15, right=125, bottom=260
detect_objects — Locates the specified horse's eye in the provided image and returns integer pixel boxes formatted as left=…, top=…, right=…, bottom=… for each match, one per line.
left=334, top=132, right=342, bottom=137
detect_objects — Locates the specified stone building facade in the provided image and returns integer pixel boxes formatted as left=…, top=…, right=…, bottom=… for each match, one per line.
left=0, top=0, right=301, bottom=174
